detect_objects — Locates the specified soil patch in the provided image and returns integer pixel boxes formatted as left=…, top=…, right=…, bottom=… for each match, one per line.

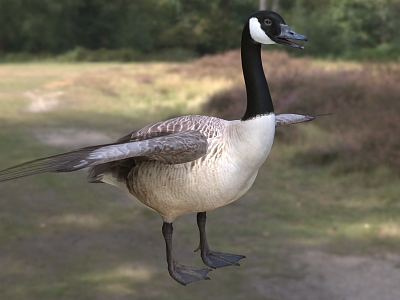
left=250, top=250, right=400, bottom=300
left=25, top=90, right=64, bottom=113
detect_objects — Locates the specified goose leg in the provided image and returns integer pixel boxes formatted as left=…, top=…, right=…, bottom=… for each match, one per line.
left=162, top=222, right=211, bottom=285
left=194, top=212, right=246, bottom=269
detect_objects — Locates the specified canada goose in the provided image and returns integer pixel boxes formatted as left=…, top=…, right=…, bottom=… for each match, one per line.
left=0, top=11, right=311, bottom=285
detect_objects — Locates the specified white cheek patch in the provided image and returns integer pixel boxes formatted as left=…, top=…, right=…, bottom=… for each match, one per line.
left=249, top=17, right=276, bottom=45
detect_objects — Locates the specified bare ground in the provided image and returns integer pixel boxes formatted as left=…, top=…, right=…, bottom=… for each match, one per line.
left=27, top=128, right=400, bottom=300
left=25, top=90, right=64, bottom=113
left=250, top=250, right=400, bottom=300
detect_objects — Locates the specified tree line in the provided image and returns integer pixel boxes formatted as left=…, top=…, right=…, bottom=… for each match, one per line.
left=0, top=0, right=399, bottom=60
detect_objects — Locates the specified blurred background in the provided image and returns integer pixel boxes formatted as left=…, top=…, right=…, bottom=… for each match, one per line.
left=1, top=0, right=400, bottom=61
left=0, top=0, right=399, bottom=299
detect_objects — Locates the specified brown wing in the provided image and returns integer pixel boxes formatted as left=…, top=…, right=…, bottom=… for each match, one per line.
left=117, top=115, right=224, bottom=143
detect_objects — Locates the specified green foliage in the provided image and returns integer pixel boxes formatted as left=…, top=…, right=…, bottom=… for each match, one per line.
left=0, top=0, right=256, bottom=57
left=280, top=0, right=400, bottom=60
left=354, top=43, right=400, bottom=61
left=330, top=0, right=400, bottom=59
left=0, top=0, right=399, bottom=60
left=55, top=47, right=197, bottom=62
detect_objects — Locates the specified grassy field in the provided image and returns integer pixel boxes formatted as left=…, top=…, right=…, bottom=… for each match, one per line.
left=0, top=53, right=399, bottom=300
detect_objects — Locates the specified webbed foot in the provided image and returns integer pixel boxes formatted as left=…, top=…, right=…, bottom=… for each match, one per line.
left=195, top=212, right=246, bottom=269
left=194, top=247, right=246, bottom=269
left=168, top=261, right=212, bottom=285
left=162, top=221, right=212, bottom=285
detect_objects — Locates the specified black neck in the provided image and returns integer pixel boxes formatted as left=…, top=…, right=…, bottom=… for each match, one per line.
left=241, top=21, right=274, bottom=121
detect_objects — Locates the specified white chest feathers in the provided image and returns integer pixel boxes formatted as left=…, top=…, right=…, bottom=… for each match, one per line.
left=226, top=114, right=276, bottom=169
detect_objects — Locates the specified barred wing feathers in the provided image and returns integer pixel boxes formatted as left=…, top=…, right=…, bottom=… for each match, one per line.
left=0, top=130, right=208, bottom=182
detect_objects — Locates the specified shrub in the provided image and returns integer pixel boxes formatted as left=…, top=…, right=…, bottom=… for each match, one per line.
left=201, top=50, right=400, bottom=173
left=56, top=47, right=142, bottom=62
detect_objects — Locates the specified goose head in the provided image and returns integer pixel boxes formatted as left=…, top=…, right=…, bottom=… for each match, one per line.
left=249, top=10, right=308, bottom=49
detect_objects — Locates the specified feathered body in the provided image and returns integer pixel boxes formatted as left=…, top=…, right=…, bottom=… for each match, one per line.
left=94, top=114, right=275, bottom=222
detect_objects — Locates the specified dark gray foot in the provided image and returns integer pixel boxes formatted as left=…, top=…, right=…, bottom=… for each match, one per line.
left=194, top=247, right=246, bottom=269
left=168, top=261, right=211, bottom=285
left=162, top=221, right=212, bottom=285
left=195, top=212, right=246, bottom=269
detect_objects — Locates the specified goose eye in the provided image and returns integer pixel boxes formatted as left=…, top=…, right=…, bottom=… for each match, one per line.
left=264, top=19, right=272, bottom=26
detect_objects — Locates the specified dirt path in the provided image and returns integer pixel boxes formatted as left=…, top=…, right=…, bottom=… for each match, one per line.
left=251, top=250, right=400, bottom=300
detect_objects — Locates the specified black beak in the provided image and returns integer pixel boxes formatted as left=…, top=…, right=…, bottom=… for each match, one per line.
left=274, top=24, right=308, bottom=49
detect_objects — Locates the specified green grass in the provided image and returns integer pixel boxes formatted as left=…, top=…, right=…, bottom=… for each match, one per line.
left=0, top=60, right=399, bottom=300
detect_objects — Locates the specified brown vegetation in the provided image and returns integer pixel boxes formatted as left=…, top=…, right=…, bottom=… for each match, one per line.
left=201, top=50, right=400, bottom=172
